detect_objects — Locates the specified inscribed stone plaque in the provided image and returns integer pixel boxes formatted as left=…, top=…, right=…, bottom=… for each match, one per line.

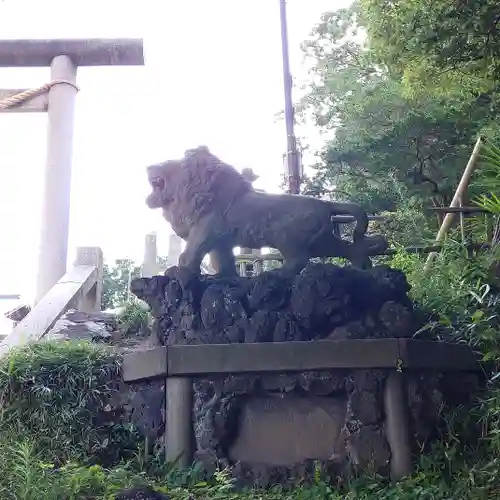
left=229, top=394, right=346, bottom=466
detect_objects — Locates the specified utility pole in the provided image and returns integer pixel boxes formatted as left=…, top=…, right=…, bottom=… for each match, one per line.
left=279, top=0, right=301, bottom=195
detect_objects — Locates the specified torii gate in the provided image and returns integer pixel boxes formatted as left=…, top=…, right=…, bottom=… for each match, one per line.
left=0, top=38, right=144, bottom=303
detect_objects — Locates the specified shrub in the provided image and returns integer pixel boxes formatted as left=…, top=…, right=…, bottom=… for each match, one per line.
left=0, top=341, right=138, bottom=465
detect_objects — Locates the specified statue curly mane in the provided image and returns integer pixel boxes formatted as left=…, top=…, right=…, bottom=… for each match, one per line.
left=173, top=146, right=253, bottom=223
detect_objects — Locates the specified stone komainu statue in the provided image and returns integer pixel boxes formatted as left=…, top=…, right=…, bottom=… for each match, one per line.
left=145, top=146, right=387, bottom=275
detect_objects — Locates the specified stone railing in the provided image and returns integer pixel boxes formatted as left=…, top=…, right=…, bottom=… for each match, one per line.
left=123, top=338, right=480, bottom=482
left=0, top=246, right=103, bottom=357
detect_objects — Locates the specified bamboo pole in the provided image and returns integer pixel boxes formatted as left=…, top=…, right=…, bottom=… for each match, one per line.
left=459, top=197, right=466, bottom=243
left=424, top=136, right=483, bottom=271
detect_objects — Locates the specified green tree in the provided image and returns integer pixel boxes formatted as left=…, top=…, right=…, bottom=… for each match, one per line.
left=101, top=259, right=140, bottom=310
left=298, top=4, right=500, bottom=213
left=359, top=0, right=500, bottom=94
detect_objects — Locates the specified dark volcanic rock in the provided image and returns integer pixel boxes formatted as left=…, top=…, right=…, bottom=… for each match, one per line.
left=133, top=262, right=416, bottom=346
left=329, top=320, right=371, bottom=340
left=247, top=269, right=291, bottom=311
left=345, top=424, right=390, bottom=470
left=378, top=301, right=414, bottom=337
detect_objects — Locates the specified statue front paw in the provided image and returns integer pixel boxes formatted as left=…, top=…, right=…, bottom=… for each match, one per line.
left=177, top=265, right=199, bottom=290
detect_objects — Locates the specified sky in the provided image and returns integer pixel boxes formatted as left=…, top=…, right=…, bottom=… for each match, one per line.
left=0, top=0, right=351, bottom=302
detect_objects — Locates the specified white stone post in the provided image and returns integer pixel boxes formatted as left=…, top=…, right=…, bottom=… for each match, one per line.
left=165, top=377, right=193, bottom=466
left=239, top=247, right=262, bottom=276
left=167, top=234, right=183, bottom=268
left=254, top=248, right=263, bottom=275
left=35, top=55, right=78, bottom=303
left=142, top=233, right=158, bottom=277
left=384, top=371, right=412, bottom=480
left=74, top=246, right=103, bottom=313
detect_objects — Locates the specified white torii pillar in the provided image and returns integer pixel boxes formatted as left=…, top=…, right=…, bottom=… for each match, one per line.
left=0, top=39, right=144, bottom=303
left=37, top=54, right=78, bottom=304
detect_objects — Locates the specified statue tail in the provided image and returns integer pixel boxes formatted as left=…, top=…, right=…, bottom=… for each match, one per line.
left=328, top=202, right=369, bottom=243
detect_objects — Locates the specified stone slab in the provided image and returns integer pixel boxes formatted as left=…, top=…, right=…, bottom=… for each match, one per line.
left=168, top=339, right=402, bottom=376
left=44, top=309, right=115, bottom=342
left=123, top=347, right=168, bottom=382
left=122, top=339, right=480, bottom=383
left=401, top=339, right=480, bottom=371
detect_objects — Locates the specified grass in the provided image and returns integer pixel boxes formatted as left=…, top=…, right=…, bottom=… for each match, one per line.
left=0, top=341, right=137, bottom=466
left=3, top=244, right=500, bottom=498
left=0, top=436, right=497, bottom=499
left=116, top=300, right=151, bottom=336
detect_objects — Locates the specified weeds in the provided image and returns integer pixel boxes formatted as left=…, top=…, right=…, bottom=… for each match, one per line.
left=116, top=300, right=151, bottom=336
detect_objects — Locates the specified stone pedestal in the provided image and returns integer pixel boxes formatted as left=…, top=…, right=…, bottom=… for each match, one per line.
left=131, top=263, right=479, bottom=485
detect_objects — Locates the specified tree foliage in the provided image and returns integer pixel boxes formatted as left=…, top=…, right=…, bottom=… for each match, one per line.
left=101, top=259, right=140, bottom=310
left=360, top=0, right=500, bottom=90
left=299, top=2, right=500, bottom=213
left=101, top=257, right=172, bottom=310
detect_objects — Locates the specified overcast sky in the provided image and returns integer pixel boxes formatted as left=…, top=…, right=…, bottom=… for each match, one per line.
left=0, top=0, right=350, bottom=301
